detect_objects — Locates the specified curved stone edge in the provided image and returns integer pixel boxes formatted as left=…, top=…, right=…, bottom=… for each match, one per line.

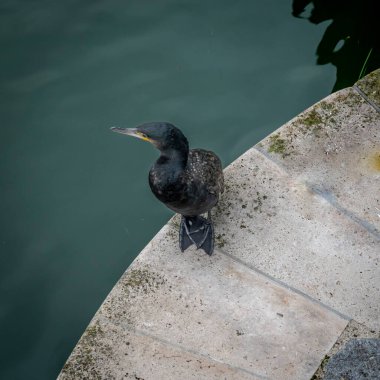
left=58, top=69, right=380, bottom=380
left=256, top=71, right=380, bottom=238
left=215, top=69, right=380, bottom=330
left=354, top=68, right=380, bottom=111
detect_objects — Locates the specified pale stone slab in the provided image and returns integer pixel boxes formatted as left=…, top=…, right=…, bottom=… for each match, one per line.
left=58, top=318, right=257, bottom=380
left=214, top=147, right=380, bottom=329
left=94, top=230, right=347, bottom=380
left=257, top=87, right=380, bottom=234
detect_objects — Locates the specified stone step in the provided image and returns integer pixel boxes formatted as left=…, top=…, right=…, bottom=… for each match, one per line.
left=58, top=69, right=380, bottom=380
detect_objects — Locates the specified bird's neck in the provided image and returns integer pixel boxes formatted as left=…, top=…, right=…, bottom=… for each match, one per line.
left=157, top=148, right=188, bottom=168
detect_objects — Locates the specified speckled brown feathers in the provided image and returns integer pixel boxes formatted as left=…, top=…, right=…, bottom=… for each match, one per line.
left=149, top=148, right=224, bottom=217
left=185, top=149, right=224, bottom=196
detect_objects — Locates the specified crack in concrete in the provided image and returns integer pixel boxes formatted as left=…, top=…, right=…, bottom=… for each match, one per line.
left=253, top=147, right=380, bottom=243
left=353, top=85, right=380, bottom=113
left=97, top=315, right=271, bottom=380
left=215, top=248, right=351, bottom=322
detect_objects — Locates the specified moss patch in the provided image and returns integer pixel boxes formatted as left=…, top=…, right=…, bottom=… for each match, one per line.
left=60, top=322, right=105, bottom=379
left=86, top=324, right=104, bottom=339
left=123, top=268, right=167, bottom=297
left=216, top=233, right=227, bottom=248
left=289, top=98, right=343, bottom=139
left=299, top=109, right=323, bottom=126
left=169, top=217, right=180, bottom=230
left=268, top=133, right=288, bottom=157
left=311, top=355, right=330, bottom=380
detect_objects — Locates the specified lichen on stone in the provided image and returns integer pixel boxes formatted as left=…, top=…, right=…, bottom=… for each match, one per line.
left=60, top=321, right=105, bottom=379
left=86, top=324, right=104, bottom=339
left=169, top=217, right=180, bottom=230
left=253, top=191, right=266, bottom=213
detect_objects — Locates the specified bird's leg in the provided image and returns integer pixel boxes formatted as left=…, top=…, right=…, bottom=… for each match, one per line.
left=179, top=216, right=196, bottom=252
left=194, top=212, right=211, bottom=245
left=181, top=216, right=204, bottom=236
left=188, top=225, right=205, bottom=234
left=197, top=211, right=214, bottom=255
left=183, top=217, right=198, bottom=244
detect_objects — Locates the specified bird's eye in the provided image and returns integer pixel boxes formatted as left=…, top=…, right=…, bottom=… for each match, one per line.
left=140, top=133, right=148, bottom=138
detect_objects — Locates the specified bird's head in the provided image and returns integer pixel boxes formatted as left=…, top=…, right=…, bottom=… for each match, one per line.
left=111, top=122, right=189, bottom=154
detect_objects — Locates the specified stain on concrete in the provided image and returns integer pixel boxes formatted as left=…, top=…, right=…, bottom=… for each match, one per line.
left=368, top=151, right=380, bottom=171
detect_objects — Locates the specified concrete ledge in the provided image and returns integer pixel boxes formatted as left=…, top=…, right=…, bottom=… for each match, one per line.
left=58, top=69, right=380, bottom=380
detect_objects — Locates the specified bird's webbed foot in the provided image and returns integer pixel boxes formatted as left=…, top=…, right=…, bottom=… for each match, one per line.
left=179, top=214, right=214, bottom=255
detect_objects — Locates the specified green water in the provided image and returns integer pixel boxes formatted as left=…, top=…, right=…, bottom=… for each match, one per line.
left=0, top=1, right=361, bottom=378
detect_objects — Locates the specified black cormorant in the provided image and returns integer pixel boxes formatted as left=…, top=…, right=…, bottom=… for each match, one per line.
left=111, top=122, right=224, bottom=255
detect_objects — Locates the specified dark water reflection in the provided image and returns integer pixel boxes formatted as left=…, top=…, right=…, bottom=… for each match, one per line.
left=292, top=0, right=380, bottom=91
left=0, top=1, right=350, bottom=378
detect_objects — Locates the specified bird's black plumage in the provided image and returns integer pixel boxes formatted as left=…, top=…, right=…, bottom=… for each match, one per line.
left=111, top=122, right=224, bottom=255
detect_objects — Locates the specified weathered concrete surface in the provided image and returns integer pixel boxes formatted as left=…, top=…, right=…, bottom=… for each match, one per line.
left=311, top=320, right=380, bottom=379
left=249, top=80, right=380, bottom=330
left=60, top=317, right=259, bottom=380
left=60, top=238, right=347, bottom=380
left=256, top=87, right=380, bottom=234
left=214, top=147, right=380, bottom=329
left=58, top=69, right=380, bottom=379
left=324, top=339, right=380, bottom=380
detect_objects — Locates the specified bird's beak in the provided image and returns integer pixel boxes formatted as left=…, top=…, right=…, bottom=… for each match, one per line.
left=110, top=127, right=151, bottom=142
